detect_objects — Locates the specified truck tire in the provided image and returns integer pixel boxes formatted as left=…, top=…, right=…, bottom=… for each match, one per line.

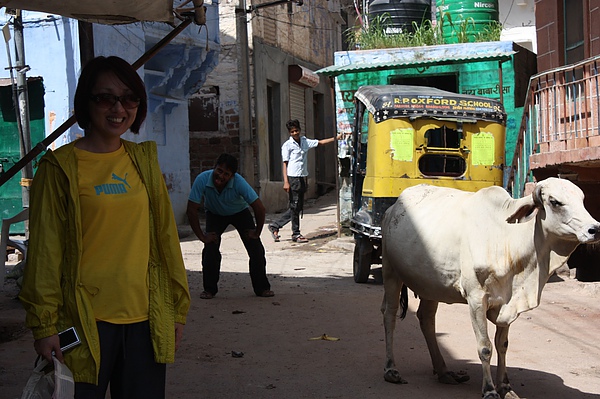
left=353, top=237, right=372, bottom=283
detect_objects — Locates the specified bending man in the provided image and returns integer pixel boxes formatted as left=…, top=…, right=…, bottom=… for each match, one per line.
left=187, top=153, right=273, bottom=299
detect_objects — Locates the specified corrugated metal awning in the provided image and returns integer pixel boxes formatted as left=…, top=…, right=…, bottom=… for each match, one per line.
left=316, top=51, right=516, bottom=77
left=0, top=0, right=174, bottom=24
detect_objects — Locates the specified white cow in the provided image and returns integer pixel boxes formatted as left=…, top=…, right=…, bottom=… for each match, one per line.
left=380, top=177, right=600, bottom=399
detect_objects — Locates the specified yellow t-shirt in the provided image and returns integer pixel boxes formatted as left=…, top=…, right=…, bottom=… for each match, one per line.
left=75, top=145, right=150, bottom=323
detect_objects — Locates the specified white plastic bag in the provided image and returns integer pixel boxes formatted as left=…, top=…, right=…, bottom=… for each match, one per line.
left=21, top=356, right=74, bottom=399
left=52, top=357, right=75, bottom=399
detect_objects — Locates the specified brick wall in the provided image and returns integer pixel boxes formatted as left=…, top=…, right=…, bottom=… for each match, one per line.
left=536, top=0, right=600, bottom=72
left=189, top=132, right=241, bottom=180
left=535, top=0, right=562, bottom=72
left=188, top=0, right=244, bottom=183
left=590, top=0, right=600, bottom=57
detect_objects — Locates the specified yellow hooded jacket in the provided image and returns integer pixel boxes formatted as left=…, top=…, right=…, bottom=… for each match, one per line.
left=19, top=139, right=191, bottom=384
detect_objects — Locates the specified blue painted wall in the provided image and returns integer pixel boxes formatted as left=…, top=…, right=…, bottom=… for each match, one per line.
left=0, top=8, right=220, bottom=222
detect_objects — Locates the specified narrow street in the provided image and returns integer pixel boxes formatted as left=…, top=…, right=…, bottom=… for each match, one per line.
left=1, top=190, right=600, bottom=398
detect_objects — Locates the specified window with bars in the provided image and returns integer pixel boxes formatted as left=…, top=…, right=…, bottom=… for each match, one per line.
left=418, top=125, right=466, bottom=177
left=564, top=0, right=584, bottom=66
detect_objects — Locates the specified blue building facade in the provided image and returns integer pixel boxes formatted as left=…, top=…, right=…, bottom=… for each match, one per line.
left=0, top=8, right=220, bottom=222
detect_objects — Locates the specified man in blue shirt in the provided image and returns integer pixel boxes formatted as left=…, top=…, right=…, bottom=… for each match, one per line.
left=187, top=153, right=273, bottom=299
left=268, top=119, right=341, bottom=243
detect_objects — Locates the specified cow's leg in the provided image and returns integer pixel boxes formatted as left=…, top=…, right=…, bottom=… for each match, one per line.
left=381, top=265, right=408, bottom=384
left=494, top=325, right=520, bottom=399
left=417, top=299, right=469, bottom=385
left=468, top=297, right=500, bottom=399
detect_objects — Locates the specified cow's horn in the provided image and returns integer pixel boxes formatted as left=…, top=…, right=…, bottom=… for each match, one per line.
left=532, top=182, right=544, bottom=207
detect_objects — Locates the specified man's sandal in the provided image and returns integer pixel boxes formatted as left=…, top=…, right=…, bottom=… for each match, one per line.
left=259, top=290, right=275, bottom=297
left=292, top=234, right=308, bottom=243
left=268, top=226, right=280, bottom=242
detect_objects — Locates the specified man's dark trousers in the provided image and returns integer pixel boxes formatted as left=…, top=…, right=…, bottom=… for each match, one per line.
left=270, top=176, right=306, bottom=238
left=202, top=208, right=270, bottom=296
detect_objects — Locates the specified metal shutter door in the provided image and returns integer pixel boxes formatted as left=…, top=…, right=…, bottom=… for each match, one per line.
left=289, top=83, right=305, bottom=131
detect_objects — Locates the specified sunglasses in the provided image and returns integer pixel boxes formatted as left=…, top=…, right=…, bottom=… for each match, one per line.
left=90, top=93, right=141, bottom=109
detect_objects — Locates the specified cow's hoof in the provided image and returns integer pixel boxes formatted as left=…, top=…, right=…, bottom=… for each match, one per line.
left=483, top=391, right=502, bottom=399
left=384, top=369, right=408, bottom=384
left=438, top=371, right=470, bottom=385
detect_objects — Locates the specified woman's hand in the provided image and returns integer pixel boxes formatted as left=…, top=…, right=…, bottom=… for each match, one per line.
left=175, top=323, right=184, bottom=351
left=34, top=334, right=63, bottom=363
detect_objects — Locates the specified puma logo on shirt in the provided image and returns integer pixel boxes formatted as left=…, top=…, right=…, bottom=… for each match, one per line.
left=94, top=173, right=130, bottom=195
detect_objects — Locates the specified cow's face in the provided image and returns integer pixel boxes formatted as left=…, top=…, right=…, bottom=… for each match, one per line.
left=535, top=178, right=600, bottom=244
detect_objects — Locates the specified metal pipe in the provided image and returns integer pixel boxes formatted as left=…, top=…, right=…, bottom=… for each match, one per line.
left=246, top=0, right=302, bottom=13
left=14, top=11, right=33, bottom=211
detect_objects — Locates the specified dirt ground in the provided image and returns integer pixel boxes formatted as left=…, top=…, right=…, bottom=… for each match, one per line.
left=2, top=191, right=600, bottom=399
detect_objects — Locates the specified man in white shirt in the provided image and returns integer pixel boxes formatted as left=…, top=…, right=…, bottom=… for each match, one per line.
left=268, top=119, right=341, bottom=243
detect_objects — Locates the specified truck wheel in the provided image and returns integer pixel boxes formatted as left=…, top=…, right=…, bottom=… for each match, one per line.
left=353, top=237, right=372, bottom=283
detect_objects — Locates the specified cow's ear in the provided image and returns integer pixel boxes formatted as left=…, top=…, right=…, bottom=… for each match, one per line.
left=506, top=196, right=537, bottom=224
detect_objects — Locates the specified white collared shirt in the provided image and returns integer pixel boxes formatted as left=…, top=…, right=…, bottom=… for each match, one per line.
left=281, top=136, right=319, bottom=177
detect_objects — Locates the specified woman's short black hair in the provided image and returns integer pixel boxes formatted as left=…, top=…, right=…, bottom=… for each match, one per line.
left=286, top=119, right=301, bottom=131
left=215, top=153, right=238, bottom=174
left=74, top=56, right=147, bottom=134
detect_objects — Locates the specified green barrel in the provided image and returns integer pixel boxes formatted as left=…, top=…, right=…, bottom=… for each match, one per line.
left=437, top=0, right=499, bottom=44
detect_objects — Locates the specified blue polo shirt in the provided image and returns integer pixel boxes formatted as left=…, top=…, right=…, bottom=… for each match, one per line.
left=189, top=170, right=259, bottom=216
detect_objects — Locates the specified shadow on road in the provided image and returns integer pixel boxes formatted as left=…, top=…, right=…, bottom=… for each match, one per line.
left=169, top=268, right=600, bottom=399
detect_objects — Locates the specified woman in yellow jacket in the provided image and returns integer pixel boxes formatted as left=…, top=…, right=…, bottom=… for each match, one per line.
left=19, top=56, right=191, bottom=399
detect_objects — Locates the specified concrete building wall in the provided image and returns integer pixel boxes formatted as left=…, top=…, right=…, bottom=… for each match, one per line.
left=253, top=40, right=337, bottom=212
left=201, top=0, right=343, bottom=213
left=252, top=0, right=342, bottom=68
left=192, top=0, right=243, bottom=182
left=250, top=0, right=342, bottom=212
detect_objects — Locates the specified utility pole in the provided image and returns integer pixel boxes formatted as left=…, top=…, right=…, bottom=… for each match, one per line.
left=13, top=10, right=33, bottom=211
left=237, top=0, right=303, bottom=188
left=237, top=0, right=254, bottom=188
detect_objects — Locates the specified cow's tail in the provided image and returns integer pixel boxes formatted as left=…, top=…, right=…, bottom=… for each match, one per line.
left=399, top=285, right=408, bottom=320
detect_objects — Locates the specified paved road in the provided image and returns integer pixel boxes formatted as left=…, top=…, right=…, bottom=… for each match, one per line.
left=2, top=190, right=600, bottom=398
left=174, top=190, right=600, bottom=399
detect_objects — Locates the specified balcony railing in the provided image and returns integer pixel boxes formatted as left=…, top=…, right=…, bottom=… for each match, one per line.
left=507, top=55, right=600, bottom=197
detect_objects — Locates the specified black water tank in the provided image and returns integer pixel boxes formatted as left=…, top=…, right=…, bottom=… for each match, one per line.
left=368, top=0, right=432, bottom=34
